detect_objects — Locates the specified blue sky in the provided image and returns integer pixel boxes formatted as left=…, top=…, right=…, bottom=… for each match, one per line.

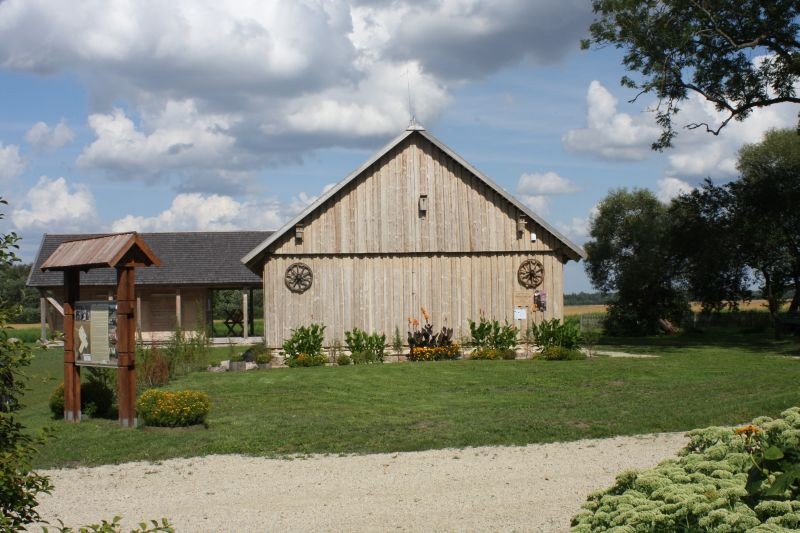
left=0, top=1, right=797, bottom=293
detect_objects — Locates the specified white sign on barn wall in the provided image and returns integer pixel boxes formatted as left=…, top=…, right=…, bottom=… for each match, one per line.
left=514, top=307, right=527, bottom=320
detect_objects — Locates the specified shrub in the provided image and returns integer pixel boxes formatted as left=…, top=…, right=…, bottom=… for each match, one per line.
left=336, top=353, right=352, bottom=366
left=501, top=349, right=517, bottom=360
left=242, top=343, right=271, bottom=363
left=163, top=325, right=211, bottom=378
left=407, top=344, right=461, bottom=362
left=345, top=327, right=385, bottom=364
left=468, top=317, right=518, bottom=351
left=530, top=319, right=582, bottom=350
left=136, top=389, right=211, bottom=427
left=539, top=346, right=585, bottom=361
left=229, top=352, right=244, bottom=363
left=49, top=382, right=65, bottom=419
left=283, top=323, right=325, bottom=366
left=571, top=406, right=800, bottom=532
left=81, top=368, right=116, bottom=418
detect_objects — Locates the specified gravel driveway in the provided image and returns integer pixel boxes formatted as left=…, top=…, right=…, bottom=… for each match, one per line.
left=34, top=432, right=687, bottom=532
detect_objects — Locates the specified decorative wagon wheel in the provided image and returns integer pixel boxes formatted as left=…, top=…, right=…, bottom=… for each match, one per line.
left=517, top=258, right=544, bottom=289
left=284, top=262, right=313, bottom=293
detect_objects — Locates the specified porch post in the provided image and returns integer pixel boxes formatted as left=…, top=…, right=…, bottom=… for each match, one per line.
left=242, top=288, right=249, bottom=340
left=175, top=288, right=182, bottom=330
left=63, top=270, right=81, bottom=422
left=39, top=293, right=47, bottom=342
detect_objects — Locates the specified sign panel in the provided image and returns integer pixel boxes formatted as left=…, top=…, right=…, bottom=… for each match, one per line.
left=514, top=306, right=527, bottom=320
left=74, top=300, right=118, bottom=367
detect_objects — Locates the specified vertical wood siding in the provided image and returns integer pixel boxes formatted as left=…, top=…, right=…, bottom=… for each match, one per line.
left=263, top=253, right=564, bottom=347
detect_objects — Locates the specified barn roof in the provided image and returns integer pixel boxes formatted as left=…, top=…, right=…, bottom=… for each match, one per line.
left=28, top=231, right=272, bottom=288
left=242, top=125, right=586, bottom=270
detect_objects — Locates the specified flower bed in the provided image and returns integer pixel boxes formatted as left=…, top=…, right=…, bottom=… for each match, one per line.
left=137, top=389, right=211, bottom=427
left=408, top=344, right=461, bottom=362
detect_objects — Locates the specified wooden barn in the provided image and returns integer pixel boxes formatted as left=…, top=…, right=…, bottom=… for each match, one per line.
left=243, top=124, right=585, bottom=347
left=28, top=231, right=271, bottom=342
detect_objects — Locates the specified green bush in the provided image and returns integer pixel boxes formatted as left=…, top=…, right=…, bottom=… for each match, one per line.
left=283, top=323, right=325, bottom=366
left=571, top=407, right=800, bottom=531
left=468, top=317, right=518, bottom=351
left=242, top=343, right=271, bottom=364
left=345, top=327, right=385, bottom=363
left=530, top=319, right=582, bottom=350
left=81, top=368, right=116, bottom=418
left=539, top=346, right=585, bottom=361
left=336, top=353, right=352, bottom=366
left=49, top=382, right=65, bottom=419
left=469, top=348, right=517, bottom=360
left=49, top=369, right=117, bottom=420
left=136, top=389, right=211, bottom=427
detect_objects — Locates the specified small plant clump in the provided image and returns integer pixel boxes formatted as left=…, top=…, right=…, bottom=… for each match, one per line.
left=336, top=353, right=352, bottom=366
left=49, top=368, right=117, bottom=420
left=345, top=327, right=385, bottom=364
left=468, top=317, right=518, bottom=352
left=530, top=318, right=583, bottom=352
left=283, top=323, right=326, bottom=367
left=407, top=307, right=457, bottom=361
left=539, top=346, right=586, bottom=361
left=571, top=406, right=800, bottom=531
left=136, top=389, right=211, bottom=427
left=470, top=348, right=517, bottom=360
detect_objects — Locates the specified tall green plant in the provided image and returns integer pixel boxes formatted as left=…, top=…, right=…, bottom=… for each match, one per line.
left=468, top=317, right=518, bottom=351
left=0, top=198, right=52, bottom=529
left=530, top=319, right=582, bottom=351
left=283, top=324, right=326, bottom=367
left=344, top=327, right=385, bottom=364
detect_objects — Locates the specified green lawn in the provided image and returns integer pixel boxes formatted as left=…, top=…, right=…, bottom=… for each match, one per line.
left=18, top=329, right=800, bottom=468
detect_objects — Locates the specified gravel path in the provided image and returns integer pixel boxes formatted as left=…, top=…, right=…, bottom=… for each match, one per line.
left=34, top=433, right=687, bottom=532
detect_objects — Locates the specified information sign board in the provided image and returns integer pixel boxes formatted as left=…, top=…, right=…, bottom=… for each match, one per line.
left=74, top=300, right=118, bottom=367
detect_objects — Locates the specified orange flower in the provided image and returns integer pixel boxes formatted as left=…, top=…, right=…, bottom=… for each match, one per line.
left=421, top=307, right=430, bottom=323
left=735, top=424, right=761, bottom=436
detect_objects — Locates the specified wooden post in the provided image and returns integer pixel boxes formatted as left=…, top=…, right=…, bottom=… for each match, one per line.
left=63, top=270, right=81, bottom=422
left=242, top=288, right=249, bottom=340
left=116, top=267, right=137, bottom=428
left=39, top=294, right=47, bottom=342
left=175, top=288, right=182, bottom=330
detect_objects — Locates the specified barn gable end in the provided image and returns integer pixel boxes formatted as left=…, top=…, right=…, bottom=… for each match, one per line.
left=244, top=125, right=585, bottom=346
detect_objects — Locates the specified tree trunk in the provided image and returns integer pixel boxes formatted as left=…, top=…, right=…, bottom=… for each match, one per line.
left=763, top=271, right=782, bottom=340
left=789, top=275, right=799, bottom=315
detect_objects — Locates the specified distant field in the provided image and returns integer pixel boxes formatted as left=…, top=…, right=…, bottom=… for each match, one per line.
left=565, top=299, right=778, bottom=316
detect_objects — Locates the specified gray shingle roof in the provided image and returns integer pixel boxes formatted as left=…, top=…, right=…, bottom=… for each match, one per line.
left=27, top=232, right=272, bottom=288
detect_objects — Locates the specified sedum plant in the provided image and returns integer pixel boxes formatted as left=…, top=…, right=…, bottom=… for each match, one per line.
left=572, top=406, right=800, bottom=531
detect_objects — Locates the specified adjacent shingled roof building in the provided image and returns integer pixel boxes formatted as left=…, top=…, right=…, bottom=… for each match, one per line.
left=28, top=231, right=272, bottom=288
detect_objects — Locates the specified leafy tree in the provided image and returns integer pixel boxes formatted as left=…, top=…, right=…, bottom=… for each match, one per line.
left=0, top=263, right=39, bottom=323
left=668, top=179, right=753, bottom=313
left=734, top=129, right=800, bottom=315
left=585, top=189, right=689, bottom=335
left=0, top=199, right=52, bottom=529
left=583, top=0, right=800, bottom=149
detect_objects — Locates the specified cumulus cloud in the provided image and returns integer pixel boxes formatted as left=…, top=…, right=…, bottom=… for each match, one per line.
left=656, top=177, right=694, bottom=203
left=562, top=81, right=660, bottom=161
left=11, top=176, right=99, bottom=231
left=110, top=191, right=316, bottom=233
left=0, top=0, right=591, bottom=190
left=0, top=142, right=26, bottom=182
left=516, top=171, right=580, bottom=215
left=564, top=79, right=799, bottom=178
left=25, top=120, right=75, bottom=151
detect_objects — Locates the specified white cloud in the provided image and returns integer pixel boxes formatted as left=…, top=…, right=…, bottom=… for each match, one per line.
left=11, top=176, right=99, bottom=231
left=656, top=177, right=694, bottom=203
left=564, top=79, right=799, bottom=178
left=110, top=191, right=315, bottom=233
left=518, top=194, right=550, bottom=215
left=0, top=0, right=591, bottom=191
left=0, top=142, right=26, bottom=181
left=25, top=120, right=75, bottom=151
left=556, top=217, right=590, bottom=240
left=516, top=171, right=579, bottom=215
left=517, top=171, right=579, bottom=195
left=562, top=81, right=660, bottom=161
